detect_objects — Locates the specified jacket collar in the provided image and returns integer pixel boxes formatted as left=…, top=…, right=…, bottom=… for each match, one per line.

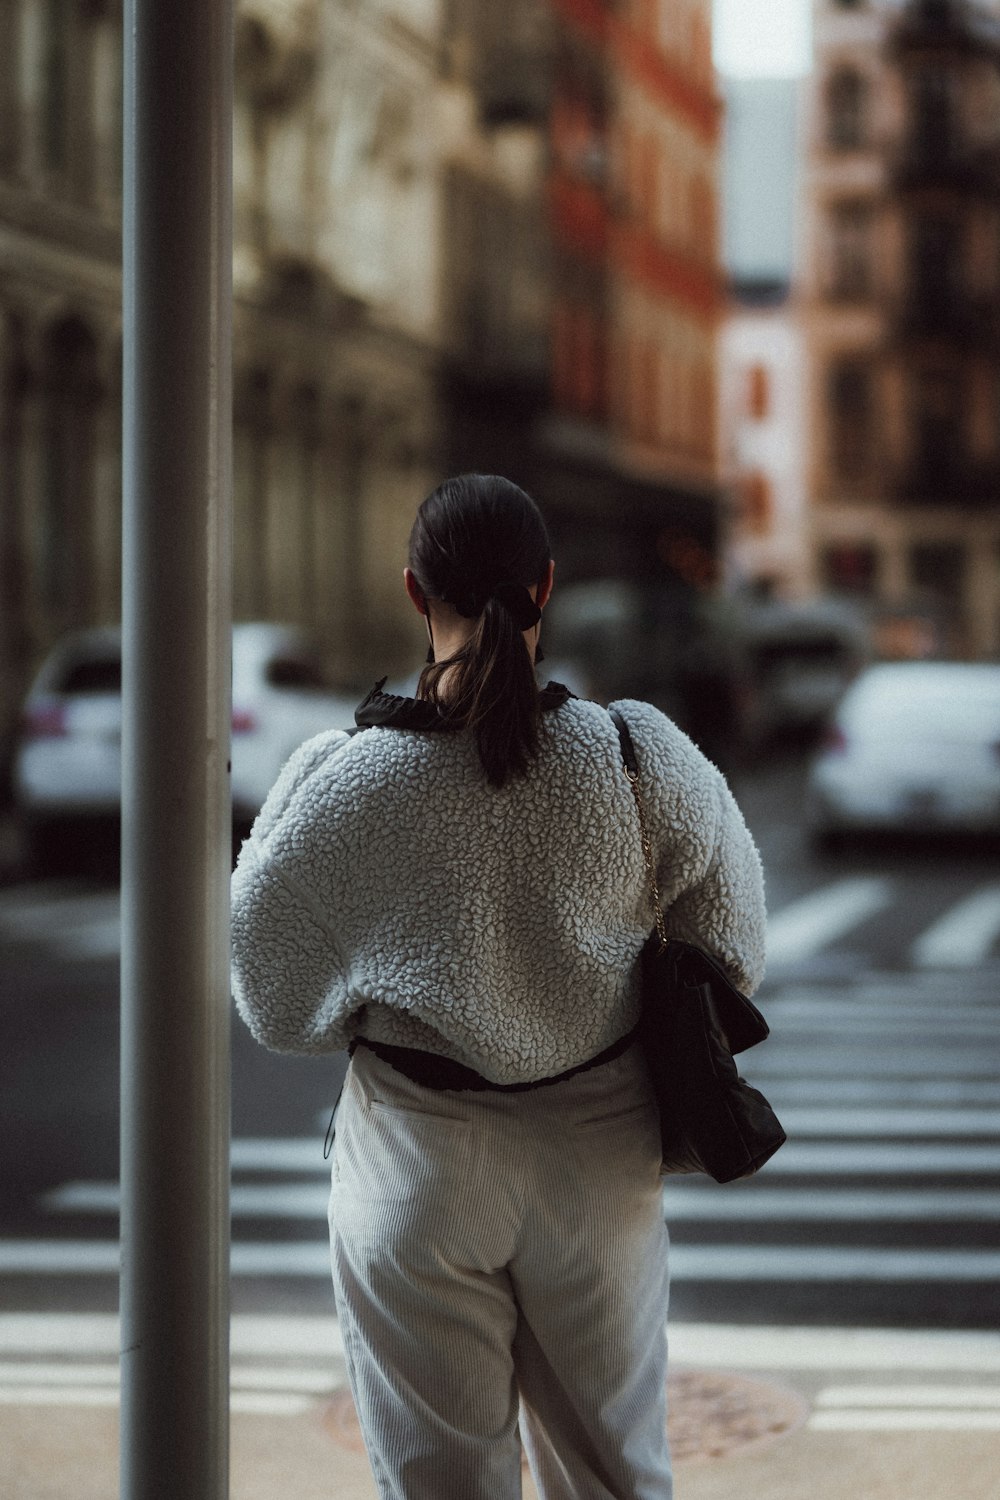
left=355, top=677, right=574, bottom=732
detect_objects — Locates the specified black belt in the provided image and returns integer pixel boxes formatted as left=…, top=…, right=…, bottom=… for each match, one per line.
left=348, top=1029, right=638, bottom=1094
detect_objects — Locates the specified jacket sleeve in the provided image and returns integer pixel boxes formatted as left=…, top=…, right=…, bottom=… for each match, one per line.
left=230, top=729, right=354, bottom=1053
left=613, top=699, right=767, bottom=996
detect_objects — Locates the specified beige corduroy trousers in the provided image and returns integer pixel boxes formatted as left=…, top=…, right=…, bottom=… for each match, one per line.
left=328, top=1041, right=672, bottom=1500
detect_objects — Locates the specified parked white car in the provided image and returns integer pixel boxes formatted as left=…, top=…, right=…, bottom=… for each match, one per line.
left=13, top=623, right=359, bottom=866
left=805, top=661, right=1000, bottom=845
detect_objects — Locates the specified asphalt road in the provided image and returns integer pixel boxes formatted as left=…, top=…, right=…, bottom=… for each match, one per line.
left=1, top=753, right=999, bottom=1330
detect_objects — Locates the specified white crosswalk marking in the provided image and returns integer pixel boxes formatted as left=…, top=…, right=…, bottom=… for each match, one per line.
left=912, top=884, right=1000, bottom=969
left=41, top=1180, right=1000, bottom=1224
left=3, top=1237, right=1000, bottom=1281
left=0, top=882, right=120, bottom=961
left=5, top=873, right=1000, bottom=1322
left=765, top=877, right=893, bottom=966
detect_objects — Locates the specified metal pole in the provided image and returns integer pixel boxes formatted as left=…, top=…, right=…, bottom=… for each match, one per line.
left=120, top=1, right=232, bottom=1495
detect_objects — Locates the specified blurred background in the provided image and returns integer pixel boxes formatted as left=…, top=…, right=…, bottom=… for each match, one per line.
left=3, top=0, right=1000, bottom=836
left=1, top=0, right=1000, bottom=1372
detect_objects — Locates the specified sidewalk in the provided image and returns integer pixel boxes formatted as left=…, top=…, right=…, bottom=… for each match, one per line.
left=3, top=1319, right=999, bottom=1499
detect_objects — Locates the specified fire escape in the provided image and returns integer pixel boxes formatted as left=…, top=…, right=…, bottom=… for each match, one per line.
left=886, top=0, right=1000, bottom=509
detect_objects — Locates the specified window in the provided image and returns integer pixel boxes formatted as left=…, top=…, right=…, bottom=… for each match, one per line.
left=911, top=368, right=962, bottom=477
left=741, top=472, right=772, bottom=534
left=827, top=68, right=867, bottom=151
left=234, top=369, right=272, bottom=616
left=830, top=201, right=873, bottom=298
left=821, top=543, right=879, bottom=596
left=41, top=318, right=98, bottom=622
left=746, top=364, right=770, bottom=420
left=828, top=360, right=873, bottom=480
left=43, top=0, right=71, bottom=172
left=910, top=65, right=954, bottom=156
left=909, top=214, right=960, bottom=306
left=909, top=541, right=965, bottom=606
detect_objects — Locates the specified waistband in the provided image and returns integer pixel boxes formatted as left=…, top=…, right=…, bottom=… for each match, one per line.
left=348, top=1029, right=639, bottom=1094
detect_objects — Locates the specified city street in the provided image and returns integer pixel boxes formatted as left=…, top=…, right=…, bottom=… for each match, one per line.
left=1, top=753, right=999, bottom=1348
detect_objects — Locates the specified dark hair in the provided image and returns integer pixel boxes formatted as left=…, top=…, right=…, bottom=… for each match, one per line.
left=409, top=474, right=552, bottom=788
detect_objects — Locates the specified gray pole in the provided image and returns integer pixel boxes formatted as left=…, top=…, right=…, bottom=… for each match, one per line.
left=120, top=1, right=233, bottom=1496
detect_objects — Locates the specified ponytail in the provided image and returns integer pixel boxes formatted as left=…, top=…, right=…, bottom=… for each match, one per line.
left=408, top=475, right=552, bottom=789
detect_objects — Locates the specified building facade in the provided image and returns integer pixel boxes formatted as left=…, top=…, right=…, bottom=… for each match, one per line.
left=718, top=75, right=810, bottom=600
left=802, top=0, right=1000, bottom=657
left=541, top=0, right=724, bottom=594
left=0, top=0, right=731, bottom=774
left=0, top=0, right=445, bottom=774
left=719, top=297, right=810, bottom=598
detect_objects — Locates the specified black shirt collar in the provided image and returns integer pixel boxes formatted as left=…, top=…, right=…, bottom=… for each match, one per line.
left=355, top=677, right=574, bottom=732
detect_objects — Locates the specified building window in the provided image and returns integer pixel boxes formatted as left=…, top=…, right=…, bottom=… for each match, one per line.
left=293, top=386, right=321, bottom=623
left=909, top=213, right=960, bottom=307
left=911, top=368, right=962, bottom=478
left=43, top=0, right=71, bottom=173
left=740, top=472, right=772, bottom=534
left=821, top=543, right=879, bottom=596
left=234, top=369, right=272, bottom=616
left=828, top=359, right=873, bottom=480
left=41, top=318, right=99, bottom=622
left=910, top=65, right=954, bottom=156
left=830, top=201, right=873, bottom=298
left=827, top=68, right=867, bottom=151
left=909, top=541, right=965, bottom=608
left=746, top=364, right=770, bottom=420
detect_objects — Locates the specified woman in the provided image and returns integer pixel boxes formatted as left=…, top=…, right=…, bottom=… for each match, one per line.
left=231, top=473, right=766, bottom=1500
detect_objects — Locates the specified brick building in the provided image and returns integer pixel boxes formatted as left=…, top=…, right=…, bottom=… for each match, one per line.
left=540, top=0, right=724, bottom=594
left=802, top=0, right=1000, bottom=657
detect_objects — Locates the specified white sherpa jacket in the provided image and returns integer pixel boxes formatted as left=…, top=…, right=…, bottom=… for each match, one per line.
left=230, top=685, right=767, bottom=1085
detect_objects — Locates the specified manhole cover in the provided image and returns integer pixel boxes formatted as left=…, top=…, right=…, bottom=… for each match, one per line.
left=321, top=1369, right=809, bottom=1465
left=666, top=1369, right=810, bottom=1463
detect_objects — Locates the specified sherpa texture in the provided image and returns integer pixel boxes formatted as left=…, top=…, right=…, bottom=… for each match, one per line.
left=230, top=696, right=767, bottom=1084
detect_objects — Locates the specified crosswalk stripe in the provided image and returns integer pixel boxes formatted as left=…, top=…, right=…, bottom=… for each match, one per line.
left=808, top=1410, right=1000, bottom=1432
left=765, top=1079, right=1000, bottom=1106
left=911, top=883, right=1000, bottom=969
left=3, top=1239, right=998, bottom=1282
left=766, top=878, right=893, bottom=965
left=759, top=1143, right=1000, bottom=1173
left=763, top=1014, right=998, bottom=1036
left=2, top=1313, right=997, bottom=1372
left=177, top=1132, right=1000, bottom=1178
left=230, top=1138, right=328, bottom=1173
left=663, top=1189, right=1000, bottom=1221
left=0, top=1384, right=315, bottom=1414
left=749, top=1050, right=999, bottom=1077
left=39, top=1180, right=1000, bottom=1224
left=816, top=1385, right=1000, bottom=1409
left=771, top=1108, right=1000, bottom=1136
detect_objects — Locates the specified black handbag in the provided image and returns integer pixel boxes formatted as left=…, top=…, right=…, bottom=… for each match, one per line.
left=610, top=708, right=786, bottom=1184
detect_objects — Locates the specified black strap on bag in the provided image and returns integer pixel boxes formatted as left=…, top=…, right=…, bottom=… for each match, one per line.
left=609, top=708, right=786, bottom=1183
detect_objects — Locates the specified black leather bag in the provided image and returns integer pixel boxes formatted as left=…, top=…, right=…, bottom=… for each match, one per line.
left=610, top=709, right=786, bottom=1184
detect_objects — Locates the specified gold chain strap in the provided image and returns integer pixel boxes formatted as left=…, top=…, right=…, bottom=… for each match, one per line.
left=623, top=764, right=668, bottom=951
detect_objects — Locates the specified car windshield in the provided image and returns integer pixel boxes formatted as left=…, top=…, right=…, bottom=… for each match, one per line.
left=57, top=658, right=122, bottom=695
